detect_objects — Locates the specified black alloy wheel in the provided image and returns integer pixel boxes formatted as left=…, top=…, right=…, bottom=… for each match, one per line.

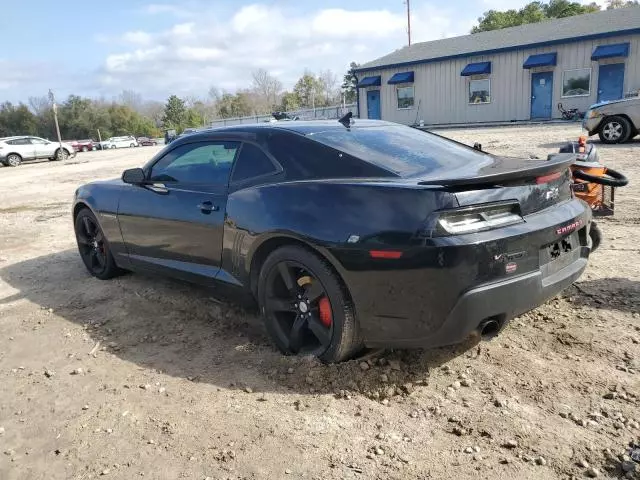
left=74, top=208, right=122, bottom=280
left=258, top=246, right=361, bottom=363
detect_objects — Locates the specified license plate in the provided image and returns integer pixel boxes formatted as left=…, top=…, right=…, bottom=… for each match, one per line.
left=540, top=232, right=579, bottom=277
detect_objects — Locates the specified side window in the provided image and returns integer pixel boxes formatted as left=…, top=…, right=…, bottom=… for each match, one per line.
left=29, top=138, right=47, bottom=144
left=150, top=141, right=240, bottom=184
left=9, top=138, right=31, bottom=145
left=267, top=133, right=390, bottom=180
left=231, top=143, right=277, bottom=183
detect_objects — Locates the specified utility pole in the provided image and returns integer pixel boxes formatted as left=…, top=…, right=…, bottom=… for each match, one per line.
left=48, top=89, right=63, bottom=155
left=406, top=0, right=412, bottom=46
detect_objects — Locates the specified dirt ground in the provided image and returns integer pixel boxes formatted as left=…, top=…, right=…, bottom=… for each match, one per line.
left=0, top=124, right=638, bottom=480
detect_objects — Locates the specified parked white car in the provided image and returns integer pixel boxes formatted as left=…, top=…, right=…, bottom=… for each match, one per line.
left=100, top=136, right=139, bottom=149
left=0, top=136, right=76, bottom=167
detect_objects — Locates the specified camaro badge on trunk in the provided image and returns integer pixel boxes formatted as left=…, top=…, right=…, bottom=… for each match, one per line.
left=556, top=219, right=584, bottom=236
left=545, top=187, right=560, bottom=200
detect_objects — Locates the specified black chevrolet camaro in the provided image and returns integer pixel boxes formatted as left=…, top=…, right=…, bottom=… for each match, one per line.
left=73, top=120, right=592, bottom=362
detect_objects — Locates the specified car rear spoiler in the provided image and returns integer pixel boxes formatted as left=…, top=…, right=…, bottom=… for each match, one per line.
left=417, top=153, right=576, bottom=186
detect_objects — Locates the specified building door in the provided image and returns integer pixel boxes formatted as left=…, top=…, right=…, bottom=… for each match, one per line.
left=597, top=63, right=625, bottom=103
left=366, top=90, right=381, bottom=120
left=530, top=71, right=553, bottom=119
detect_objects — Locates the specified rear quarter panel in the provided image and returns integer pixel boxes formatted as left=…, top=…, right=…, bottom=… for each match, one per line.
left=222, top=179, right=456, bottom=290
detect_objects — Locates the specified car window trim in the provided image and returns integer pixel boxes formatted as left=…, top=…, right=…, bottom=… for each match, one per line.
left=146, top=139, right=242, bottom=187
left=228, top=140, right=283, bottom=189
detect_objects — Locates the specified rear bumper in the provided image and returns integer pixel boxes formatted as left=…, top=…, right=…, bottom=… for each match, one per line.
left=381, top=250, right=588, bottom=348
left=335, top=198, right=592, bottom=349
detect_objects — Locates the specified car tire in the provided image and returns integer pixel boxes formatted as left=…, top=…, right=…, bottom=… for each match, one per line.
left=5, top=153, right=22, bottom=167
left=53, top=148, right=70, bottom=161
left=130, top=143, right=135, bottom=148
left=74, top=208, right=124, bottom=280
left=81, top=146, right=88, bottom=152
left=257, top=245, right=362, bottom=363
left=598, top=116, right=632, bottom=144
left=590, top=222, right=603, bottom=252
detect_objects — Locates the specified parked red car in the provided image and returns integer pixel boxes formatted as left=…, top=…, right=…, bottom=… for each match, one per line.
left=137, top=137, right=158, bottom=146
left=76, top=139, right=97, bottom=152
left=65, top=140, right=97, bottom=152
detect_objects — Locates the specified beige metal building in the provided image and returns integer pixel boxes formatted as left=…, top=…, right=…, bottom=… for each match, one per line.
left=354, top=8, right=640, bottom=126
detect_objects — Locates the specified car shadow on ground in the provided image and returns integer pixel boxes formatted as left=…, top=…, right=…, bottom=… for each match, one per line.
left=569, top=277, right=640, bottom=316
left=0, top=250, right=476, bottom=397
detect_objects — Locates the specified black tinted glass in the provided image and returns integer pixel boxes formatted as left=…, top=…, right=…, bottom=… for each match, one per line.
left=309, top=125, right=493, bottom=177
left=150, top=141, right=240, bottom=184
left=267, top=133, right=392, bottom=180
left=231, top=143, right=276, bottom=182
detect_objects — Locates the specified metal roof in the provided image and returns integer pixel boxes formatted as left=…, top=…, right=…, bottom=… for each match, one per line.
left=356, top=7, right=640, bottom=72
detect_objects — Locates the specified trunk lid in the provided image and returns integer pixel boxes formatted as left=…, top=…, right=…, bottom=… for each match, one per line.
left=418, top=153, right=575, bottom=217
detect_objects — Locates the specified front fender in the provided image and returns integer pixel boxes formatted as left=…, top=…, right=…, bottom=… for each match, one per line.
left=73, top=181, right=128, bottom=266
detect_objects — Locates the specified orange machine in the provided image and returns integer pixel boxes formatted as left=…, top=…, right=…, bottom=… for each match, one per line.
left=561, top=136, right=628, bottom=216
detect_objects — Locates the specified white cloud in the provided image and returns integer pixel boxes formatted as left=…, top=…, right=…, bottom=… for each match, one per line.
left=93, top=2, right=469, bottom=99
left=143, top=4, right=189, bottom=16
left=171, top=23, right=195, bottom=35
left=122, top=31, right=153, bottom=45
left=311, top=9, right=405, bottom=37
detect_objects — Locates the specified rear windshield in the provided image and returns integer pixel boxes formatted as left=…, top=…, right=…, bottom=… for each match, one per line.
left=308, top=125, right=493, bottom=177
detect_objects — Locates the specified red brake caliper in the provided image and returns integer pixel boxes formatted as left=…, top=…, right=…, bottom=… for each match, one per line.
left=318, top=296, right=332, bottom=327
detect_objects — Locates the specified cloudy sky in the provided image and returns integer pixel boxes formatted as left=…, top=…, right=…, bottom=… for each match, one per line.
left=1, top=0, right=607, bottom=103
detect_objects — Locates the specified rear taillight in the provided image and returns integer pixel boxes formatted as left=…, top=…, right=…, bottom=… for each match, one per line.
left=536, top=171, right=562, bottom=184
left=437, top=202, right=523, bottom=235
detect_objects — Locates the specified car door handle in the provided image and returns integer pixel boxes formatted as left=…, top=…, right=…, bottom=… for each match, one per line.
left=198, top=201, right=218, bottom=213
left=146, top=183, right=169, bottom=194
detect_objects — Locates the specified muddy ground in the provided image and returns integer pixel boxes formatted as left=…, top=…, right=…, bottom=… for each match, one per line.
left=0, top=124, right=638, bottom=480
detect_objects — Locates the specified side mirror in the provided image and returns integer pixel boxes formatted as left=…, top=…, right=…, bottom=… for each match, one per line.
left=122, top=168, right=146, bottom=185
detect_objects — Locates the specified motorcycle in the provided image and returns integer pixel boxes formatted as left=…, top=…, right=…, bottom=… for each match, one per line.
left=557, top=102, right=585, bottom=121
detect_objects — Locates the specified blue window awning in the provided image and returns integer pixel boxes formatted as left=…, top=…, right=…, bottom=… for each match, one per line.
left=357, top=76, right=381, bottom=88
left=387, top=71, right=414, bottom=84
left=461, top=62, right=491, bottom=76
left=523, top=52, right=557, bottom=69
left=591, top=43, right=629, bottom=60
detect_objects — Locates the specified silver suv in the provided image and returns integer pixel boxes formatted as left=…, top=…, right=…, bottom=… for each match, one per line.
left=0, top=136, right=76, bottom=167
left=583, top=96, right=640, bottom=144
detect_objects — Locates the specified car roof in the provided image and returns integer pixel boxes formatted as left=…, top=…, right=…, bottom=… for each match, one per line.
left=193, top=119, right=397, bottom=137
left=0, top=136, right=27, bottom=141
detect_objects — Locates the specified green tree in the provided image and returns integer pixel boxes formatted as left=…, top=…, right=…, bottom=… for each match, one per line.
left=472, top=0, right=600, bottom=33
left=341, top=62, right=359, bottom=104
left=279, top=91, right=301, bottom=111
left=606, top=0, right=639, bottom=7
left=216, top=92, right=252, bottom=118
left=162, top=95, right=187, bottom=130
left=293, top=73, right=324, bottom=109
left=0, top=102, right=38, bottom=137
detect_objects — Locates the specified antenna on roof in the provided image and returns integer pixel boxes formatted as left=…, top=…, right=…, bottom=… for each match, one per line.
left=338, top=111, right=353, bottom=129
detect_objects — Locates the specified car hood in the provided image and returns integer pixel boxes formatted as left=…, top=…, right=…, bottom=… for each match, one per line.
left=590, top=96, right=639, bottom=110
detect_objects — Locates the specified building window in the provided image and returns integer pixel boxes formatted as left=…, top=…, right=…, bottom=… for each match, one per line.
left=397, top=86, right=415, bottom=109
left=469, top=78, right=491, bottom=104
left=562, top=68, right=591, bottom=97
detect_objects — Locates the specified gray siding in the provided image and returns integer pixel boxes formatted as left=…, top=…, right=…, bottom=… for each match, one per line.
left=358, top=33, right=640, bottom=126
